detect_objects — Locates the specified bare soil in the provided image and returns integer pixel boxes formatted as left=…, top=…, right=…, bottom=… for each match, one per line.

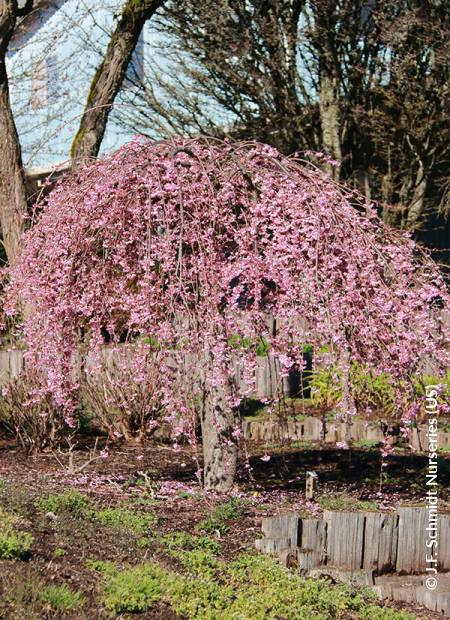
left=0, top=435, right=448, bottom=619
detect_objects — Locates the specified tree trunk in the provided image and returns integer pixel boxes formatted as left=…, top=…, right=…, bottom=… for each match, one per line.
left=406, top=160, right=427, bottom=230
left=71, top=0, right=165, bottom=165
left=0, top=0, right=28, bottom=265
left=200, top=379, right=238, bottom=492
left=319, top=73, right=342, bottom=181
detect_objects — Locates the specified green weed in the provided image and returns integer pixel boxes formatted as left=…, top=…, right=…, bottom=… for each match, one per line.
left=197, top=498, right=245, bottom=536
left=353, top=439, right=381, bottom=449
left=162, top=531, right=222, bottom=555
left=90, top=562, right=164, bottom=613
left=0, top=509, right=33, bottom=559
left=317, top=495, right=378, bottom=512
left=34, top=490, right=90, bottom=516
left=94, top=506, right=157, bottom=535
left=39, top=584, right=84, bottom=612
left=87, top=550, right=419, bottom=620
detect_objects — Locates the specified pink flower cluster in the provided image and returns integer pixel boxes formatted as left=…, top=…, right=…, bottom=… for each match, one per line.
left=5, top=137, right=449, bottom=438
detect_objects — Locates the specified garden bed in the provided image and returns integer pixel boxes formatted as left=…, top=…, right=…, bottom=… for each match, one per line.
left=0, top=437, right=448, bottom=618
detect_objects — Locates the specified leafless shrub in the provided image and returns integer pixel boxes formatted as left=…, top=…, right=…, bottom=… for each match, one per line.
left=0, top=366, right=67, bottom=452
left=79, top=345, right=165, bottom=441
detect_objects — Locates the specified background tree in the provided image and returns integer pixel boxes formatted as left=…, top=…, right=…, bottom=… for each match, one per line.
left=117, top=0, right=449, bottom=267
left=0, top=0, right=165, bottom=265
left=0, top=0, right=33, bottom=265
left=71, top=0, right=165, bottom=164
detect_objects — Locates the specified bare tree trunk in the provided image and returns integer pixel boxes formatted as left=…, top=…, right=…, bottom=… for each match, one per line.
left=71, top=0, right=165, bottom=165
left=200, top=360, right=238, bottom=492
left=406, top=159, right=427, bottom=230
left=319, top=73, right=342, bottom=181
left=340, top=345, right=353, bottom=447
left=0, top=0, right=29, bottom=265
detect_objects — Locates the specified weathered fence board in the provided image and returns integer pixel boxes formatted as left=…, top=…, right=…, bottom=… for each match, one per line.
left=438, top=514, right=450, bottom=571
left=298, top=518, right=326, bottom=569
left=396, top=507, right=430, bottom=573
left=261, top=514, right=299, bottom=547
left=363, top=512, right=398, bottom=572
left=0, top=349, right=24, bottom=381
left=255, top=537, right=293, bottom=555
left=323, top=510, right=365, bottom=570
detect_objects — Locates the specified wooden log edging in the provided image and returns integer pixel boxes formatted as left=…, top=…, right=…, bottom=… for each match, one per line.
left=255, top=508, right=450, bottom=574
left=374, top=574, right=450, bottom=616
left=242, top=417, right=450, bottom=450
left=256, top=508, right=450, bottom=615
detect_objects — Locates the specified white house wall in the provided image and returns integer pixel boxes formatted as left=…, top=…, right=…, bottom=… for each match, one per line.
left=6, top=0, right=151, bottom=166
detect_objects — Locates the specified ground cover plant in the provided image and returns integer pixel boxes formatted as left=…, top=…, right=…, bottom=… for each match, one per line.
left=4, top=137, right=448, bottom=493
left=88, top=552, right=419, bottom=619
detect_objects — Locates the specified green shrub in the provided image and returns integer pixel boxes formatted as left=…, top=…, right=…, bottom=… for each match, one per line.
left=166, top=552, right=386, bottom=620
left=39, top=584, right=84, bottom=612
left=309, top=366, right=342, bottom=412
left=414, top=371, right=450, bottom=405
left=0, top=530, right=33, bottom=560
left=318, top=494, right=378, bottom=512
left=351, top=365, right=396, bottom=419
left=166, top=573, right=234, bottom=619
left=227, top=334, right=270, bottom=356
left=34, top=490, right=90, bottom=516
left=162, top=531, right=222, bottom=555
left=353, top=439, right=381, bottom=449
left=223, top=555, right=375, bottom=620
left=86, top=559, right=118, bottom=575
left=172, top=549, right=219, bottom=577
left=87, top=548, right=419, bottom=620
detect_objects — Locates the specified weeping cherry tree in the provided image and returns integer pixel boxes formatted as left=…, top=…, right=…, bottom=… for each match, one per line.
left=6, top=138, right=449, bottom=490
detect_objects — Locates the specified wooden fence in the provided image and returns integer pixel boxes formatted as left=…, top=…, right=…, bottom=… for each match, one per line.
left=0, top=349, right=293, bottom=398
left=1, top=348, right=449, bottom=451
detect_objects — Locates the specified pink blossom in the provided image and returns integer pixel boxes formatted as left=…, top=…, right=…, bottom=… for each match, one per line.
left=336, top=441, right=349, bottom=450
